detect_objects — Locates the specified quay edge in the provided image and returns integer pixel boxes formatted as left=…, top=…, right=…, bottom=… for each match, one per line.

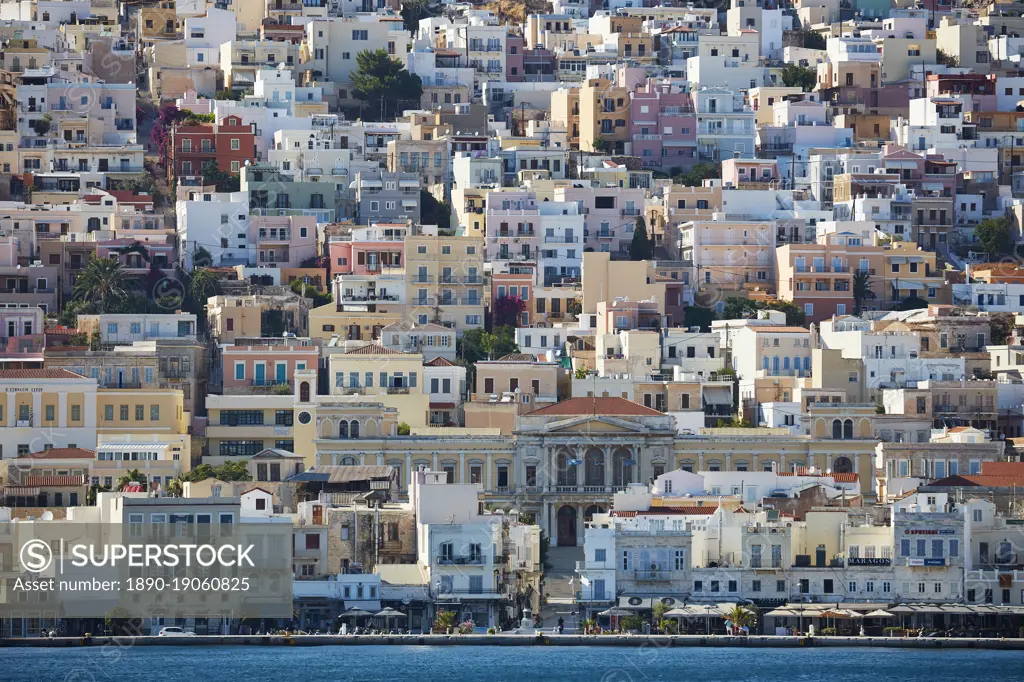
left=2, top=635, right=1024, bottom=649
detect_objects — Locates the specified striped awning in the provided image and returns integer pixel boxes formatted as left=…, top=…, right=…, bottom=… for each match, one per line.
left=96, top=443, right=170, bottom=450
left=3, top=486, right=40, bottom=496
left=26, top=475, right=88, bottom=487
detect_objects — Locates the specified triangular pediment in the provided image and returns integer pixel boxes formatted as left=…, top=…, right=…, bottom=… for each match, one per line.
left=542, top=415, right=649, bottom=434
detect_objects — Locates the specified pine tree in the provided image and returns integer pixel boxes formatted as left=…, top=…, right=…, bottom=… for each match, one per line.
left=630, top=216, right=653, bottom=261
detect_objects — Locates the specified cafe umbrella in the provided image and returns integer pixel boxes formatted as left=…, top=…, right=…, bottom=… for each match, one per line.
left=375, top=607, right=408, bottom=631
left=598, top=606, right=634, bottom=631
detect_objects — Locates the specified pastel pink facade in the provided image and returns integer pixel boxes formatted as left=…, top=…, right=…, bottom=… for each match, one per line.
left=553, top=185, right=646, bottom=258
left=722, top=158, right=781, bottom=188
left=249, top=215, right=317, bottom=268
left=328, top=240, right=403, bottom=275
left=629, top=81, right=697, bottom=171
left=97, top=238, right=174, bottom=272
left=484, top=190, right=540, bottom=262
left=222, top=344, right=320, bottom=391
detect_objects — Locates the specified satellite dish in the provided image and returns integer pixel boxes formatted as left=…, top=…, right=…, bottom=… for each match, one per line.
left=41, top=511, right=54, bottom=521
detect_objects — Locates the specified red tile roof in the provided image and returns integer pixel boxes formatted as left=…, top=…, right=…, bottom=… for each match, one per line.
left=613, top=506, right=719, bottom=517
left=831, top=473, right=860, bottom=483
left=494, top=353, right=538, bottom=362
left=929, top=474, right=1024, bottom=488
left=530, top=396, right=664, bottom=417
left=0, top=369, right=86, bottom=380
left=344, top=343, right=406, bottom=355
left=425, top=357, right=456, bottom=367
left=17, top=448, right=96, bottom=460
left=981, top=462, right=1024, bottom=476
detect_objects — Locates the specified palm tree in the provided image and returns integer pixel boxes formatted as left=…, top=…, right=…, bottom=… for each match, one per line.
left=73, top=257, right=128, bottom=313
left=723, top=605, right=757, bottom=634
left=164, top=476, right=184, bottom=498
left=852, top=269, right=874, bottom=316
left=115, top=468, right=148, bottom=491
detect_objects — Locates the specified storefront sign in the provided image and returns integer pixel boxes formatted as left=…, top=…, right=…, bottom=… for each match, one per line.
left=848, top=557, right=891, bottom=566
left=903, top=529, right=956, bottom=535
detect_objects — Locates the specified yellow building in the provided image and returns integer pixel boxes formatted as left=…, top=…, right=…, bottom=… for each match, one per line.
left=403, top=233, right=485, bottom=332
left=326, top=345, right=431, bottom=428
left=577, top=77, right=631, bottom=154
left=96, top=387, right=192, bottom=474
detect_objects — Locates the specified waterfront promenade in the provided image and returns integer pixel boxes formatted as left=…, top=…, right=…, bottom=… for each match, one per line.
left=4, top=634, right=1024, bottom=649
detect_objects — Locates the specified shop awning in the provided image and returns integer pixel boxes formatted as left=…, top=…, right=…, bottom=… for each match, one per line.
left=895, top=281, right=924, bottom=290
left=703, top=386, right=732, bottom=405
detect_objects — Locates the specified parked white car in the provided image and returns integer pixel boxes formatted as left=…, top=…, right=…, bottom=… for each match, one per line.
left=157, top=627, right=197, bottom=637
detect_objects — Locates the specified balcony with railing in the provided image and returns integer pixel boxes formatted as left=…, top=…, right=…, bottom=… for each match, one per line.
left=633, top=568, right=674, bottom=582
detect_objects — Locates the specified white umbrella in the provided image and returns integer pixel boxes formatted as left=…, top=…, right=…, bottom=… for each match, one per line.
left=866, top=609, right=894, bottom=618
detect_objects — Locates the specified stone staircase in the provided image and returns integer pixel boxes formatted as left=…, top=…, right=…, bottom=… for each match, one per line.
left=539, top=546, right=584, bottom=628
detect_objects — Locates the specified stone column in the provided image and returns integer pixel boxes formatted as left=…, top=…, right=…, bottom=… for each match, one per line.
left=459, top=452, right=466, bottom=484
left=780, top=453, right=787, bottom=472
left=405, top=453, right=412, bottom=491
left=752, top=454, right=760, bottom=471
left=725, top=452, right=732, bottom=471
left=432, top=453, right=439, bottom=471
left=486, top=455, right=493, bottom=492
left=6, top=392, right=14, bottom=427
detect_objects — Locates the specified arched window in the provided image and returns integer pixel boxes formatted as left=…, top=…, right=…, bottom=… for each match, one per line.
left=833, top=456, right=853, bottom=474
left=350, top=420, right=360, bottom=438
left=584, top=447, right=604, bottom=487
left=843, top=419, right=853, bottom=439
left=556, top=449, right=577, bottom=487
left=832, top=419, right=842, bottom=439
left=340, top=456, right=358, bottom=466
left=300, top=381, right=310, bottom=402
left=339, top=421, right=348, bottom=438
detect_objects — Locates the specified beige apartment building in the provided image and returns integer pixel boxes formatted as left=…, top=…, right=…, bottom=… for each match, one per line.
left=403, top=233, right=485, bottom=332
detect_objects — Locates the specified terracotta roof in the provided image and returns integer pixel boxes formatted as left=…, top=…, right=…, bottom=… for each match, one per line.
left=429, top=402, right=456, bottom=409
left=980, top=462, right=1024, bottom=475
left=929, top=474, right=1024, bottom=488
left=344, top=343, right=406, bottom=356
left=613, top=506, right=719, bottom=517
left=26, top=475, right=88, bottom=487
left=121, top=484, right=146, bottom=493
left=17, top=448, right=95, bottom=460
left=425, top=357, right=456, bottom=367
left=530, top=397, right=663, bottom=417
left=0, top=369, right=87, bottom=380
left=831, top=473, right=860, bottom=483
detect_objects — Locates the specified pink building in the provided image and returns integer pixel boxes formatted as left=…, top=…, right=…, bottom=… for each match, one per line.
left=222, top=341, right=320, bottom=392
left=628, top=80, right=697, bottom=172
left=596, top=299, right=662, bottom=333
left=97, top=238, right=174, bottom=273
left=722, top=158, right=781, bottom=188
left=328, top=239, right=403, bottom=276
left=0, top=236, right=58, bottom=313
left=552, top=185, right=646, bottom=258
left=250, top=215, right=317, bottom=268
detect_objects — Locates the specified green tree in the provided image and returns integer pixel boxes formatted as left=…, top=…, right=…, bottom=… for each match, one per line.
left=802, top=30, right=827, bottom=50
left=183, top=463, right=215, bottom=482
left=936, top=48, right=958, bottom=68
left=73, top=257, right=129, bottom=313
left=350, top=49, right=423, bottom=120
left=991, top=312, right=1016, bottom=345
left=397, top=422, right=411, bottom=435
left=458, top=326, right=518, bottom=365
left=674, top=162, right=720, bottom=187
left=115, top=469, right=148, bottom=491
left=200, top=159, right=239, bottom=192
left=400, top=0, right=438, bottom=32
left=188, top=267, right=218, bottom=318
left=574, top=366, right=589, bottom=379
left=852, top=269, right=874, bottom=316
left=723, top=605, right=757, bottom=632
left=895, top=295, right=929, bottom=311
left=164, top=477, right=184, bottom=498
left=780, top=64, right=817, bottom=91
left=214, top=460, right=253, bottom=481
left=420, top=189, right=452, bottom=231
left=630, top=215, right=653, bottom=260
left=976, top=215, right=1014, bottom=257
left=683, top=306, right=715, bottom=331
left=620, top=615, right=645, bottom=632
left=723, top=297, right=759, bottom=320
